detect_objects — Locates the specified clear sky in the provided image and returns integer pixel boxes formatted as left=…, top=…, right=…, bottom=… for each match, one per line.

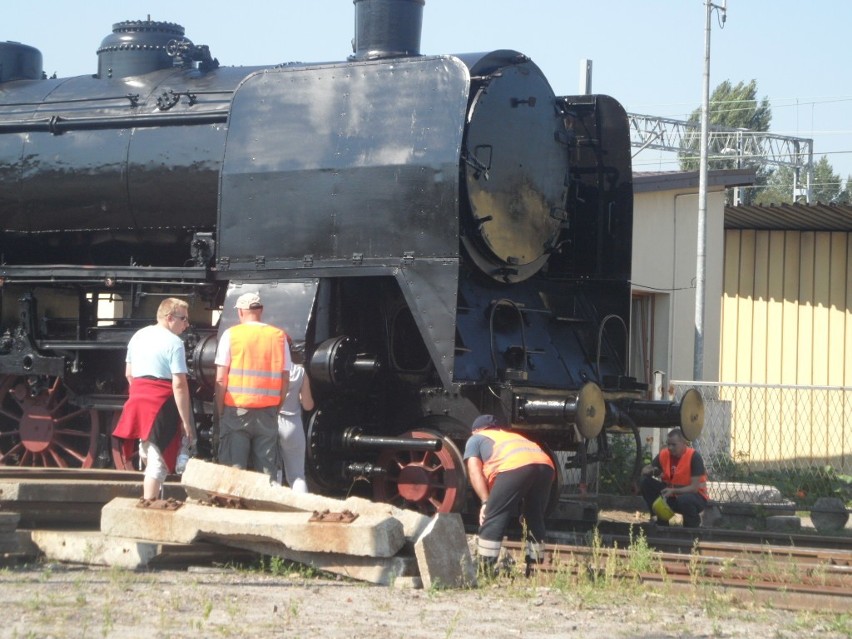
left=7, top=0, right=852, bottom=189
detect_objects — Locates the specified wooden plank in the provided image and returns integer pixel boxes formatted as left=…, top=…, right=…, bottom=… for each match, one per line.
left=721, top=229, right=741, bottom=381
left=735, top=230, right=755, bottom=382
left=797, top=233, right=816, bottom=459
left=812, top=232, right=831, bottom=387
left=751, top=230, right=770, bottom=384
left=780, top=232, right=801, bottom=385
left=765, top=231, right=785, bottom=383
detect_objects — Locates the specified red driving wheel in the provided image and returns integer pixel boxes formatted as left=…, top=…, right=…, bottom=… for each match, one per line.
left=0, top=375, right=99, bottom=468
left=372, top=429, right=467, bottom=514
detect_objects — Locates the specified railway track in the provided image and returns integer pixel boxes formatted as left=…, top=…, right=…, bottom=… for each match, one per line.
left=505, top=533, right=852, bottom=612
left=3, top=466, right=852, bottom=611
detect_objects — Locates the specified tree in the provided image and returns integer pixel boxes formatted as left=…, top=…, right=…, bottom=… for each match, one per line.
left=679, top=80, right=772, bottom=203
left=753, top=165, right=794, bottom=205
left=811, top=156, right=843, bottom=203
left=679, top=80, right=772, bottom=170
left=753, top=156, right=842, bottom=205
left=837, top=175, right=852, bottom=204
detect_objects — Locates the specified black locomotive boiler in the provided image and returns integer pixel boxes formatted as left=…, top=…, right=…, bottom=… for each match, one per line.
left=0, top=0, right=702, bottom=513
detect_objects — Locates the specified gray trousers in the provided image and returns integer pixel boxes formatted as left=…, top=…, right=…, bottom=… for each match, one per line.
left=218, top=405, right=280, bottom=481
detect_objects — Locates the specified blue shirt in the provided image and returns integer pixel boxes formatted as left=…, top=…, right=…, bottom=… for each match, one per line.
left=126, top=324, right=187, bottom=379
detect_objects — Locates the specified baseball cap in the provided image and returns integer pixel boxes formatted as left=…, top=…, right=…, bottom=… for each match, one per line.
left=234, top=292, right=263, bottom=310
left=472, top=414, right=500, bottom=430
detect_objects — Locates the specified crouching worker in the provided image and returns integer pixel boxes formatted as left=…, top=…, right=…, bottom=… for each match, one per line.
left=464, top=415, right=554, bottom=575
left=640, top=428, right=708, bottom=528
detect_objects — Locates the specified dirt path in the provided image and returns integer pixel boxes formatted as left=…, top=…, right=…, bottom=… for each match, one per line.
left=1, top=563, right=849, bottom=638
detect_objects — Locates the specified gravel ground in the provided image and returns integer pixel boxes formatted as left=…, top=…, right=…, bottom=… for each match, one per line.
left=1, top=562, right=850, bottom=639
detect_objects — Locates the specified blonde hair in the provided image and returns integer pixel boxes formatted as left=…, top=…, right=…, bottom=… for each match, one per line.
left=157, top=297, right=189, bottom=321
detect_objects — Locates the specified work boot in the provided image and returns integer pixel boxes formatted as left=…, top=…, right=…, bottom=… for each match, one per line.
left=477, top=556, right=499, bottom=578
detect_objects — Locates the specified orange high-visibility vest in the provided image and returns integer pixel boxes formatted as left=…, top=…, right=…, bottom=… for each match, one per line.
left=659, top=447, right=708, bottom=499
left=223, top=323, right=286, bottom=408
left=476, top=429, right=554, bottom=488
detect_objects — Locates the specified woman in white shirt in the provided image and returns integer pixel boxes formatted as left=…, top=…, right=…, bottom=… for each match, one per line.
left=277, top=339, right=314, bottom=492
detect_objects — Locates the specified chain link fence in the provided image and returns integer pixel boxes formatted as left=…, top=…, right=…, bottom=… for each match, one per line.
left=669, top=381, right=852, bottom=509
left=582, top=382, right=852, bottom=517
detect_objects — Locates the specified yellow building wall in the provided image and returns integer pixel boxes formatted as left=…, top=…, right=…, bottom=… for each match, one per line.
left=721, top=229, right=852, bottom=465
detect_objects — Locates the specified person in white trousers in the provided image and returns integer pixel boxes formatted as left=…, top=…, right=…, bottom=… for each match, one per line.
left=277, top=339, right=314, bottom=492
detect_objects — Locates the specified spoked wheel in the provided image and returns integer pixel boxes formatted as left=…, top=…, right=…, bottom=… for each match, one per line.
left=109, top=410, right=140, bottom=471
left=372, top=429, right=467, bottom=514
left=0, top=375, right=99, bottom=468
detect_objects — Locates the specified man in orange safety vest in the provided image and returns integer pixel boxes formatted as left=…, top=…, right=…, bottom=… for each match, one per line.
left=464, top=414, right=555, bottom=574
left=640, top=428, right=709, bottom=528
left=215, top=291, right=290, bottom=481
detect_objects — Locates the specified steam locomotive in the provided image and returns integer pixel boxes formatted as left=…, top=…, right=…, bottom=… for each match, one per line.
left=0, top=0, right=702, bottom=513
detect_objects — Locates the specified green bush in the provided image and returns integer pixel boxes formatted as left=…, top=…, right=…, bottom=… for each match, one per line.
left=598, top=439, right=852, bottom=508
left=597, top=434, right=644, bottom=495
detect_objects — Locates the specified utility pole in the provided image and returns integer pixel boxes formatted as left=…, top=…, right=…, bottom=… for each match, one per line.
left=695, top=0, right=726, bottom=381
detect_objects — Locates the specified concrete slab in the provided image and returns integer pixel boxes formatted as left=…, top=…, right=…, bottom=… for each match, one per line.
left=0, top=511, right=20, bottom=533
left=701, top=504, right=723, bottom=528
left=222, top=537, right=419, bottom=586
left=0, top=532, right=19, bottom=554
left=707, top=481, right=785, bottom=503
left=810, top=497, right=850, bottom=534
left=181, top=459, right=431, bottom=542
left=765, top=515, right=802, bottom=533
left=101, top=497, right=405, bottom=557
left=28, top=529, right=255, bottom=569
left=551, top=500, right=599, bottom=523
left=0, top=479, right=185, bottom=528
left=413, top=513, right=475, bottom=589
left=11, top=530, right=38, bottom=556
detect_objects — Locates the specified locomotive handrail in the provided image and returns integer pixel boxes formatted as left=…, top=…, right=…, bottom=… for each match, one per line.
left=0, top=89, right=234, bottom=109
left=35, top=341, right=130, bottom=350
left=0, top=94, right=140, bottom=107
left=0, top=111, right=228, bottom=134
left=0, top=264, right=210, bottom=283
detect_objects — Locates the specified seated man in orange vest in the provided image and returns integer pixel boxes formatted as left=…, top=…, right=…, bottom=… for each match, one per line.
left=464, top=415, right=555, bottom=573
left=640, top=428, right=709, bottom=528
left=214, top=292, right=290, bottom=482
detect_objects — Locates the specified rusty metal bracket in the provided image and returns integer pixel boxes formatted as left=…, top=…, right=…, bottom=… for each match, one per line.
left=200, top=492, right=247, bottom=509
left=136, top=497, right=183, bottom=510
left=308, top=509, right=359, bottom=524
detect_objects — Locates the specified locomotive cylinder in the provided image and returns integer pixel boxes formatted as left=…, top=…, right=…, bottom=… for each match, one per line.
left=343, top=428, right=442, bottom=453
left=515, top=383, right=606, bottom=439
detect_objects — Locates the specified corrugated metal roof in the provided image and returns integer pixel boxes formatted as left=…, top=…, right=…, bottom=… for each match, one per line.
left=724, top=203, right=852, bottom=231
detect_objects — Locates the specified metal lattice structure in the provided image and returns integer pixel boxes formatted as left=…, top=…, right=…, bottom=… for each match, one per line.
left=627, top=113, right=814, bottom=203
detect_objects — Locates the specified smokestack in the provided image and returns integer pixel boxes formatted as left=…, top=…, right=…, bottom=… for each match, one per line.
left=352, top=0, right=424, bottom=60
left=0, top=42, right=43, bottom=82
